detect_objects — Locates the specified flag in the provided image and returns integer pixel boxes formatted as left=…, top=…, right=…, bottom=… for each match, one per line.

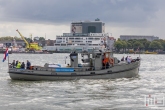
left=2, top=48, right=8, bottom=62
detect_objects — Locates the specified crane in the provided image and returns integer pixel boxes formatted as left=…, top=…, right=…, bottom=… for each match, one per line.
left=16, top=29, right=30, bottom=49
left=16, top=29, right=42, bottom=51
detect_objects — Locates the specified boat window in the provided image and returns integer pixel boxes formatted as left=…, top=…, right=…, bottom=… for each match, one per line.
left=55, top=44, right=60, bottom=46
left=61, top=44, right=66, bottom=46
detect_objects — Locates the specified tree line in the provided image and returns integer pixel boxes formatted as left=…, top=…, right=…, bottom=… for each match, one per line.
left=0, top=36, right=45, bottom=41
left=114, top=39, right=165, bottom=53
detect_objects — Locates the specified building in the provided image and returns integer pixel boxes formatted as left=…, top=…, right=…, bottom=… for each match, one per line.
left=120, top=35, right=159, bottom=41
left=107, top=37, right=116, bottom=51
left=71, top=18, right=105, bottom=33
left=0, top=40, right=25, bottom=47
left=45, top=19, right=115, bottom=52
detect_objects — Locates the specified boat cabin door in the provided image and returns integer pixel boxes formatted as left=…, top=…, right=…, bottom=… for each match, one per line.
left=70, top=52, right=78, bottom=67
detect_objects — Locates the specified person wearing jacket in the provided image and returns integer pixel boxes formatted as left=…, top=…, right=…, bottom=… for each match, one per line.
left=16, top=62, right=21, bottom=69
left=21, top=62, right=25, bottom=69
left=26, top=60, right=31, bottom=69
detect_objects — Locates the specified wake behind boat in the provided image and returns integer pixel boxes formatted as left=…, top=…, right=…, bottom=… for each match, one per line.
left=8, top=49, right=140, bottom=81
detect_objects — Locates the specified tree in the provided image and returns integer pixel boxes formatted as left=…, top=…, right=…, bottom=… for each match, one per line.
left=114, top=40, right=123, bottom=52
left=39, top=37, right=45, bottom=41
left=121, top=40, right=127, bottom=52
left=144, top=41, right=151, bottom=51
left=127, top=42, right=132, bottom=49
left=149, top=41, right=163, bottom=51
left=133, top=41, right=144, bottom=50
left=155, top=39, right=165, bottom=51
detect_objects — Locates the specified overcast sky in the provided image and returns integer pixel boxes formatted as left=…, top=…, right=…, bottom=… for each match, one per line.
left=0, top=0, right=165, bottom=39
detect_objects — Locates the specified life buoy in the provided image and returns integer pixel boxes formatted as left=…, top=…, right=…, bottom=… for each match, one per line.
left=109, top=58, right=114, bottom=66
left=29, top=66, right=33, bottom=70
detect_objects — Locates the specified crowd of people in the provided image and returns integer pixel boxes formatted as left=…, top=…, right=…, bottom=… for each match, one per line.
left=121, top=56, right=140, bottom=64
left=10, top=60, right=31, bottom=69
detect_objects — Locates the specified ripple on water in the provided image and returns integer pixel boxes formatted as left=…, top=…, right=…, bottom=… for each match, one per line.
left=0, top=54, right=165, bottom=109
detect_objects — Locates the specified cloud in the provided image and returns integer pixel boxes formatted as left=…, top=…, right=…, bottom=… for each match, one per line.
left=0, top=0, right=161, bottom=24
left=0, top=0, right=165, bottom=39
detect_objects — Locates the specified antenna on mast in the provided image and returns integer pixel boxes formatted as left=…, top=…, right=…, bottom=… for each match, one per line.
left=29, top=33, right=33, bottom=43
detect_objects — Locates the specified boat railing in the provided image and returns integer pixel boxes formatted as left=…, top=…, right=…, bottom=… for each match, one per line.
left=9, top=59, right=140, bottom=71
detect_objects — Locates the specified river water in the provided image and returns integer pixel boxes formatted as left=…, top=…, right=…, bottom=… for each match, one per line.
left=0, top=53, right=165, bottom=110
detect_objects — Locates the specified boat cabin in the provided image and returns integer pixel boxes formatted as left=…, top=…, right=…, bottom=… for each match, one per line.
left=69, top=50, right=119, bottom=70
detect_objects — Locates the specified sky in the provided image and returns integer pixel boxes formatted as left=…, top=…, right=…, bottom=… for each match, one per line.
left=0, top=0, right=165, bottom=40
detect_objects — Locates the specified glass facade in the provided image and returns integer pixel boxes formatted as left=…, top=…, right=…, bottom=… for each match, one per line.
left=88, top=26, right=96, bottom=33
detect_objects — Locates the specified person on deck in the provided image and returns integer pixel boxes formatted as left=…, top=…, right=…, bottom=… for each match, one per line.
left=106, top=62, right=110, bottom=68
left=16, top=62, right=21, bottom=69
left=26, top=60, right=31, bottom=69
left=121, top=56, right=124, bottom=61
left=11, top=60, right=16, bottom=68
left=127, top=56, right=132, bottom=64
left=15, top=60, right=18, bottom=67
left=21, top=62, right=25, bottom=69
left=125, top=56, right=128, bottom=61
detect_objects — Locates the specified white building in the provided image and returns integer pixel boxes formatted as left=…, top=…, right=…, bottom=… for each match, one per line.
left=45, top=19, right=115, bottom=52
left=120, top=35, right=159, bottom=41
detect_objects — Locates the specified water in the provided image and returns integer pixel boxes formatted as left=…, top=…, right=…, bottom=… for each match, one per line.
left=0, top=53, right=165, bottom=110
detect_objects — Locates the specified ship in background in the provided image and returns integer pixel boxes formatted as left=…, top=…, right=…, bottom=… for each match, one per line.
left=45, top=19, right=116, bottom=52
left=0, top=44, right=12, bottom=54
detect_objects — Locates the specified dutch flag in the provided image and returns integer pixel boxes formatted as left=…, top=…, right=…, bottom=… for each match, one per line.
left=2, top=48, right=8, bottom=62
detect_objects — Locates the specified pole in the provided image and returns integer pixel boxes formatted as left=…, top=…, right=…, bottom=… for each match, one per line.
left=7, top=49, right=9, bottom=70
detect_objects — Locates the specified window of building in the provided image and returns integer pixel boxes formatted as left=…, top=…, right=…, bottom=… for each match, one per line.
left=95, top=38, right=100, bottom=40
left=55, top=44, right=60, bottom=46
left=61, top=44, right=66, bottom=46
left=88, top=26, right=96, bottom=33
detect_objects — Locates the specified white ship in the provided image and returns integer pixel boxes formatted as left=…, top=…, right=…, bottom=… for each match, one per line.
left=45, top=19, right=115, bottom=52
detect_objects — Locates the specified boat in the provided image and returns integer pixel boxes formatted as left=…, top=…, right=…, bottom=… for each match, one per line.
left=144, top=50, right=157, bottom=54
left=8, top=49, right=141, bottom=81
left=12, top=51, right=53, bottom=54
left=0, top=48, right=12, bottom=54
